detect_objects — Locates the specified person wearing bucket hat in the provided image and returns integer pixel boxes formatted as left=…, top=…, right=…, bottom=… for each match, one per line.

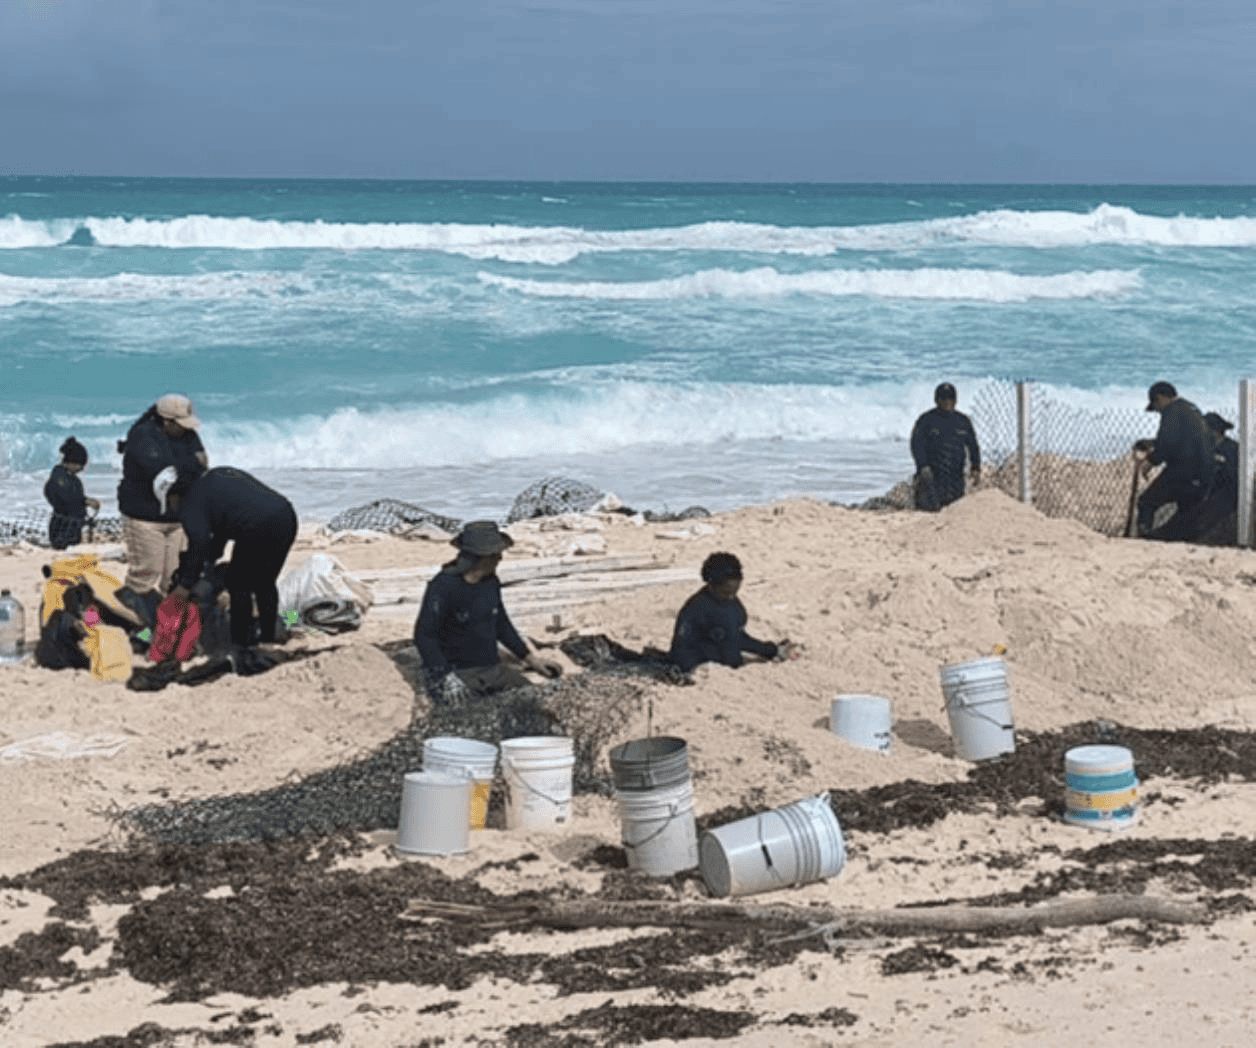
left=414, top=520, right=563, bottom=705
left=909, top=383, right=981, bottom=511
left=1131, top=382, right=1214, bottom=539
left=115, top=394, right=209, bottom=611
left=669, top=551, right=793, bottom=674
left=44, top=437, right=101, bottom=549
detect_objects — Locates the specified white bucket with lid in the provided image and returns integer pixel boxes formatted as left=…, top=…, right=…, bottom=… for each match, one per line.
left=616, top=776, right=699, bottom=877
left=501, top=735, right=576, bottom=831
left=830, top=695, right=892, bottom=753
left=940, top=656, right=1016, bottom=761
left=423, top=736, right=499, bottom=830
left=1062, top=745, right=1139, bottom=831
left=396, top=770, right=471, bottom=856
left=698, top=793, right=846, bottom=899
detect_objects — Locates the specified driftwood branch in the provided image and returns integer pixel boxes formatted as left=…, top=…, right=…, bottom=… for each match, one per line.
left=404, top=894, right=1207, bottom=939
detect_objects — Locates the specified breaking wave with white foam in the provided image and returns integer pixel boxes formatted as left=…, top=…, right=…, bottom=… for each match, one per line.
left=479, top=266, right=1141, bottom=303
left=2, top=204, right=1255, bottom=263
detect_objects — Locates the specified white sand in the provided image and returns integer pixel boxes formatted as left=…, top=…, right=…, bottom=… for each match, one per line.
left=2, top=489, right=1255, bottom=1046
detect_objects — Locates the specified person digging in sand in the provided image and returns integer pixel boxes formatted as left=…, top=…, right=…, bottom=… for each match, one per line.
left=414, top=520, right=564, bottom=706
left=669, top=551, right=794, bottom=673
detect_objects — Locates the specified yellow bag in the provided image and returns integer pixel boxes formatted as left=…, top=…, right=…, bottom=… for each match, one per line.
left=41, top=554, right=138, bottom=627
left=81, top=624, right=133, bottom=682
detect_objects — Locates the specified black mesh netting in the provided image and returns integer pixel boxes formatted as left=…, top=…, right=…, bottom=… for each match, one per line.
left=0, top=509, right=124, bottom=547
left=118, top=661, right=649, bottom=846
left=325, top=499, right=461, bottom=536
left=506, top=476, right=605, bottom=523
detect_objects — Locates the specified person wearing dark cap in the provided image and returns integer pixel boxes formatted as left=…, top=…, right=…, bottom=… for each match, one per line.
left=167, top=466, right=299, bottom=649
left=910, top=383, right=981, bottom=511
left=1180, top=412, right=1242, bottom=546
left=115, top=394, right=209, bottom=609
left=1132, top=382, right=1215, bottom=538
left=44, top=438, right=101, bottom=549
left=413, top=521, right=564, bottom=706
left=669, top=552, right=791, bottom=674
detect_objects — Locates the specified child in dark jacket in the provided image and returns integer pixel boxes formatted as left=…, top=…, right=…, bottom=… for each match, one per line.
left=44, top=438, right=101, bottom=549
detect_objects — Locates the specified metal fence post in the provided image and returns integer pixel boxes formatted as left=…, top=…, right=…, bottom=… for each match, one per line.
left=1240, top=379, right=1256, bottom=548
left=1016, top=381, right=1032, bottom=504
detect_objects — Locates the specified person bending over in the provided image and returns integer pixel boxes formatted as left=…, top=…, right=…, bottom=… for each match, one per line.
left=1133, top=381, right=1214, bottom=539
left=168, top=467, right=298, bottom=649
left=44, top=437, right=101, bottom=549
left=414, top=520, right=563, bottom=706
left=669, top=552, right=790, bottom=673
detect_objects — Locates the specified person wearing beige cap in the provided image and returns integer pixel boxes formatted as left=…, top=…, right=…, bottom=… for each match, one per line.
left=114, top=394, right=210, bottom=618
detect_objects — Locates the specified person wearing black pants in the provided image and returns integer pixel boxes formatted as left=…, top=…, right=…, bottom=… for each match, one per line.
left=169, top=467, right=298, bottom=647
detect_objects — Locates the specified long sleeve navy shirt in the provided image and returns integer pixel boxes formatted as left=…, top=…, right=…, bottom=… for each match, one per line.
left=175, top=467, right=296, bottom=589
left=413, top=568, right=529, bottom=676
left=669, top=588, right=778, bottom=673
left=44, top=464, right=88, bottom=548
left=1149, top=399, right=1214, bottom=498
left=116, top=414, right=206, bottom=521
left=909, top=407, right=981, bottom=475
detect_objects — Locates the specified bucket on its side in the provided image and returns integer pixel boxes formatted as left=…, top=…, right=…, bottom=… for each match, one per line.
left=423, top=736, right=499, bottom=830
left=1062, top=745, right=1139, bottom=831
left=501, top=736, right=575, bottom=831
left=830, top=695, right=892, bottom=753
left=396, top=771, right=471, bottom=856
left=699, top=793, right=845, bottom=899
left=940, top=657, right=1015, bottom=761
left=609, top=736, right=690, bottom=791
left=616, top=777, right=699, bottom=877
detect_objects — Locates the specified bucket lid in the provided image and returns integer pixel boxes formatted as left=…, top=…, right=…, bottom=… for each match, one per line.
left=1065, top=745, right=1133, bottom=775
left=609, top=735, right=690, bottom=791
left=424, top=736, right=499, bottom=759
left=404, top=770, right=471, bottom=788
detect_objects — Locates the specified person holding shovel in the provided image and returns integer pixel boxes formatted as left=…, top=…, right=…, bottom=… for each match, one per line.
left=1132, top=382, right=1214, bottom=539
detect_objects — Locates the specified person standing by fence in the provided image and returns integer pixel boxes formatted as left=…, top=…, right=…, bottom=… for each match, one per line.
left=910, top=382, right=982, bottom=511
left=44, top=437, right=101, bottom=549
left=1133, top=382, right=1214, bottom=538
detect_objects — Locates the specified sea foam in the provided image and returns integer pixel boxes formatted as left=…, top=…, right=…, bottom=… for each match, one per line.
left=2, top=204, right=1255, bottom=263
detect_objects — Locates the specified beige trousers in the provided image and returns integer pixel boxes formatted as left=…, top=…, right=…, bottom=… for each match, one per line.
left=122, top=517, right=187, bottom=595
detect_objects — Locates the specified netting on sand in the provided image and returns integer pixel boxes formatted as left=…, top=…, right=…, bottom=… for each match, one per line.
left=118, top=665, right=649, bottom=846
left=0, top=509, right=125, bottom=547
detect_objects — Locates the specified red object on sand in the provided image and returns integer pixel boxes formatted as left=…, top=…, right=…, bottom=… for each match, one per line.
left=149, top=597, right=202, bottom=663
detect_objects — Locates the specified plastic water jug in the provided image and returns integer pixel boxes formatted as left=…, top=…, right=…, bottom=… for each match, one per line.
left=0, top=589, right=26, bottom=663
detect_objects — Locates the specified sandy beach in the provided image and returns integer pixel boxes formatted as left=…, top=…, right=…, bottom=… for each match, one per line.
left=2, top=488, right=1255, bottom=1047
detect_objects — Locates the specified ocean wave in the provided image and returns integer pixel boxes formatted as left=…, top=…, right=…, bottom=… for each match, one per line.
left=0, top=271, right=315, bottom=306
left=1, top=204, right=1254, bottom=262
left=479, top=266, right=1141, bottom=303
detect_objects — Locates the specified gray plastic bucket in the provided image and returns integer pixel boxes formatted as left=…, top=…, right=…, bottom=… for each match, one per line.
left=609, top=736, right=691, bottom=791
left=698, top=792, right=846, bottom=898
left=616, top=777, right=699, bottom=877
left=830, top=694, right=892, bottom=753
left=940, top=657, right=1016, bottom=761
left=396, top=770, right=471, bottom=856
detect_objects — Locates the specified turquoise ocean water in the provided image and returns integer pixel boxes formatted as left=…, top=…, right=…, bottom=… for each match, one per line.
left=2, top=178, right=1255, bottom=523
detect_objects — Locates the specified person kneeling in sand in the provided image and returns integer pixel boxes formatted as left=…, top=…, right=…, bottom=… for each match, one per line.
left=669, top=552, right=792, bottom=674
left=414, top=521, right=563, bottom=707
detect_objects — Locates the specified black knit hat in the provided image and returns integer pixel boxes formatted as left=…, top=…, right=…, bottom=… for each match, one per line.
left=60, top=437, right=88, bottom=465
left=934, top=382, right=957, bottom=403
left=1203, top=412, right=1234, bottom=433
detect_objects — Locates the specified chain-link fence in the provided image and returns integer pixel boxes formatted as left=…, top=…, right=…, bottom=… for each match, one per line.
left=871, top=380, right=1242, bottom=541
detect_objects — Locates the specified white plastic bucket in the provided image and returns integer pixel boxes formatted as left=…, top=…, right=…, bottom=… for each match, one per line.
left=830, top=695, right=892, bottom=753
left=396, top=770, right=471, bottom=856
left=699, top=793, right=846, bottom=899
left=616, top=777, right=699, bottom=877
left=940, top=657, right=1016, bottom=761
left=501, top=735, right=576, bottom=831
left=423, top=736, right=499, bottom=830
left=1062, top=745, right=1139, bottom=831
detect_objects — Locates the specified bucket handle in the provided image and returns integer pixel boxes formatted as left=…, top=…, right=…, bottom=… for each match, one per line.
left=621, top=800, right=684, bottom=851
left=943, top=697, right=1013, bottom=732
left=506, top=765, right=570, bottom=809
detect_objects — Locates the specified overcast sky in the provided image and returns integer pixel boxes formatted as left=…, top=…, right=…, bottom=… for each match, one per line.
left=2, top=0, right=1254, bottom=182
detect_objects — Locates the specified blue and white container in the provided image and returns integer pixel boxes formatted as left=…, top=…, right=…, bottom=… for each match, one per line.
left=1062, top=745, right=1138, bottom=831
